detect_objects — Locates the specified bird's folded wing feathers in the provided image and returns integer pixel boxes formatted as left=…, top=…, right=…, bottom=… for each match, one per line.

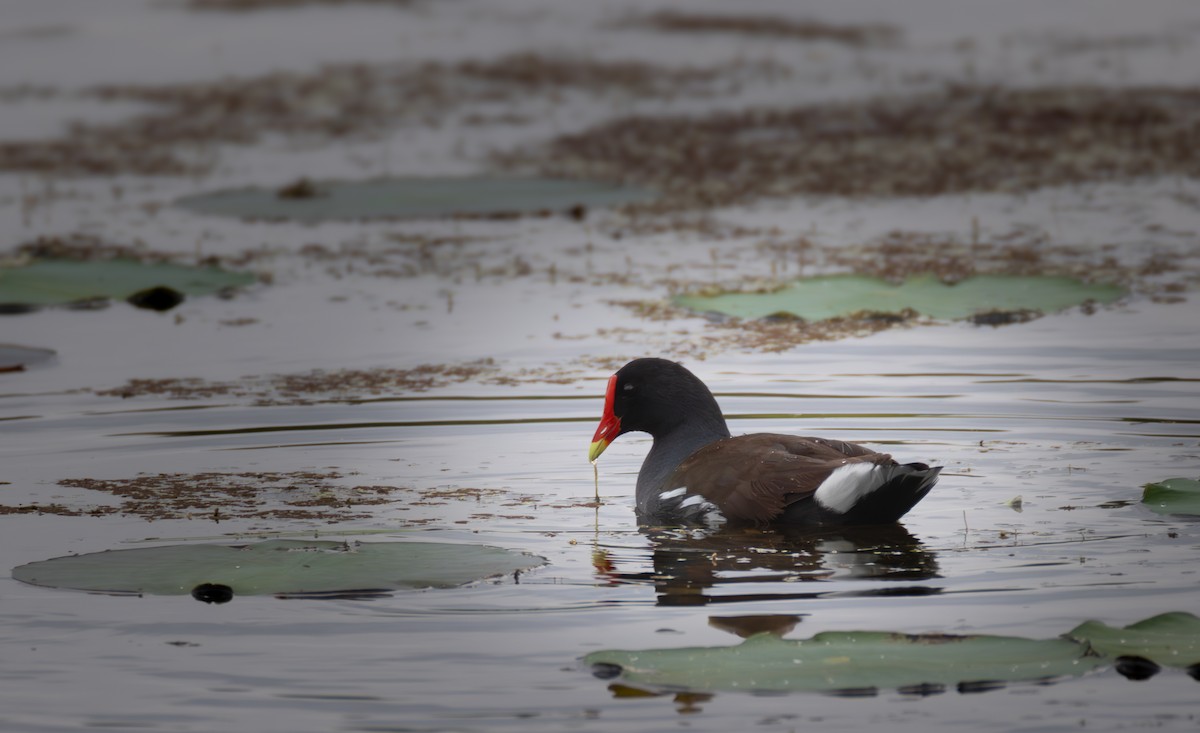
left=666, top=434, right=893, bottom=523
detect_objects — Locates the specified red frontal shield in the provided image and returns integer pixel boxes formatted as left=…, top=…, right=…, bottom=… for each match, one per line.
left=588, top=374, right=620, bottom=461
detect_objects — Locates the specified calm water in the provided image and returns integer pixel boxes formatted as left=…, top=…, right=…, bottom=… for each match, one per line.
left=4, top=301, right=1200, bottom=733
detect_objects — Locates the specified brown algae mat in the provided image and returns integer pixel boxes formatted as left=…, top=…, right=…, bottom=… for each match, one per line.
left=0, top=53, right=779, bottom=177
left=96, top=360, right=501, bottom=403
left=0, top=470, right=543, bottom=525
left=497, top=85, right=1200, bottom=206
left=617, top=9, right=900, bottom=47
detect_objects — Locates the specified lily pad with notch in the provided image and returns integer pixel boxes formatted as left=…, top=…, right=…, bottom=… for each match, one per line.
left=675, top=273, right=1125, bottom=323
left=175, top=176, right=655, bottom=222
left=0, top=258, right=257, bottom=312
left=12, top=539, right=544, bottom=600
left=1141, top=477, right=1200, bottom=516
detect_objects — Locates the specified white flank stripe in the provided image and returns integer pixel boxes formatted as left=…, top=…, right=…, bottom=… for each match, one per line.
left=701, top=507, right=727, bottom=528
left=813, top=463, right=885, bottom=514
left=660, top=488, right=726, bottom=527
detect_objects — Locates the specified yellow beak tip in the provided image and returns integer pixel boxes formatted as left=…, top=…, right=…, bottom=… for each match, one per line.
left=588, top=440, right=609, bottom=463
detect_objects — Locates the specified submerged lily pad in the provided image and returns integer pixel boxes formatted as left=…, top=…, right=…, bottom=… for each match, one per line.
left=675, top=274, right=1124, bottom=322
left=0, top=258, right=256, bottom=310
left=175, top=176, right=655, bottom=222
left=12, top=539, right=543, bottom=597
left=586, top=629, right=1102, bottom=694
left=1141, top=477, right=1200, bottom=516
left=0, top=344, right=56, bottom=371
left=1069, top=612, right=1200, bottom=667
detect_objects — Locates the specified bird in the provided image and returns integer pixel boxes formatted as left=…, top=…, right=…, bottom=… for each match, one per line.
left=588, top=358, right=941, bottom=527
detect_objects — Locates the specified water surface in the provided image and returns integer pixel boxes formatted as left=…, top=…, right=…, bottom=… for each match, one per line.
left=4, top=302, right=1200, bottom=732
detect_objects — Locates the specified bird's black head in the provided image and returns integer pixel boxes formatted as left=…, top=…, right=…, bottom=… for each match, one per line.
left=589, top=358, right=728, bottom=461
left=613, top=358, right=723, bottom=436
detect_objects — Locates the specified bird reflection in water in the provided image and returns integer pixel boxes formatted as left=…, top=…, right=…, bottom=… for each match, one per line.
left=595, top=524, right=941, bottom=606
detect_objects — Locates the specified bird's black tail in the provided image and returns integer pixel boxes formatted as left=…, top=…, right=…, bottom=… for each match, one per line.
left=837, top=463, right=941, bottom=525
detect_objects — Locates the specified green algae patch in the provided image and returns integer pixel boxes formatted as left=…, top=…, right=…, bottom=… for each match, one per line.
left=1069, top=612, right=1200, bottom=668
left=175, top=176, right=654, bottom=222
left=1141, top=477, right=1200, bottom=516
left=12, top=539, right=544, bottom=598
left=586, top=629, right=1102, bottom=694
left=0, top=258, right=256, bottom=311
left=674, top=274, right=1124, bottom=322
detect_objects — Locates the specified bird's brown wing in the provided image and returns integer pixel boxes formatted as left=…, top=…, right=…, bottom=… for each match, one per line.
left=665, top=434, right=894, bottom=523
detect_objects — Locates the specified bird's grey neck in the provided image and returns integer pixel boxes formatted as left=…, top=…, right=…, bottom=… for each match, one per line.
left=635, top=420, right=730, bottom=513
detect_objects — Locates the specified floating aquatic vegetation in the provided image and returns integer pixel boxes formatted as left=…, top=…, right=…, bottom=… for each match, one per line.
left=27, top=471, right=398, bottom=521
left=1141, top=477, right=1200, bottom=516
left=620, top=10, right=900, bottom=46
left=587, top=629, right=1102, bottom=695
left=588, top=611, right=1200, bottom=695
left=0, top=258, right=256, bottom=312
left=499, top=85, right=1200, bottom=206
left=1069, top=612, right=1200, bottom=668
left=94, top=359, right=501, bottom=404
left=0, top=54, right=766, bottom=176
left=188, top=0, right=419, bottom=9
left=0, top=344, right=55, bottom=371
left=176, top=177, right=655, bottom=222
left=12, top=539, right=544, bottom=599
left=674, top=274, right=1124, bottom=323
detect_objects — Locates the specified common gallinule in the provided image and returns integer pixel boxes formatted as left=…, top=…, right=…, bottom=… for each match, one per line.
left=588, top=358, right=940, bottom=526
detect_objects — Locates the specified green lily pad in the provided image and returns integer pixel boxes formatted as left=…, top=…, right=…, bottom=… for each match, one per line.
left=1069, top=612, right=1200, bottom=667
left=1141, top=477, right=1200, bottom=516
left=586, top=629, right=1102, bottom=694
left=175, top=176, right=655, bottom=222
left=674, top=274, right=1124, bottom=322
left=0, top=258, right=256, bottom=310
left=12, top=539, right=544, bottom=597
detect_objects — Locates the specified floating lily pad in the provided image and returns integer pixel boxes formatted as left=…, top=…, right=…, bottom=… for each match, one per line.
left=586, top=629, right=1102, bottom=694
left=1069, top=612, right=1200, bottom=667
left=12, top=539, right=544, bottom=598
left=675, top=274, right=1124, bottom=322
left=175, top=176, right=655, bottom=222
left=1141, top=477, right=1200, bottom=516
left=0, top=344, right=56, bottom=371
left=0, top=258, right=256, bottom=310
